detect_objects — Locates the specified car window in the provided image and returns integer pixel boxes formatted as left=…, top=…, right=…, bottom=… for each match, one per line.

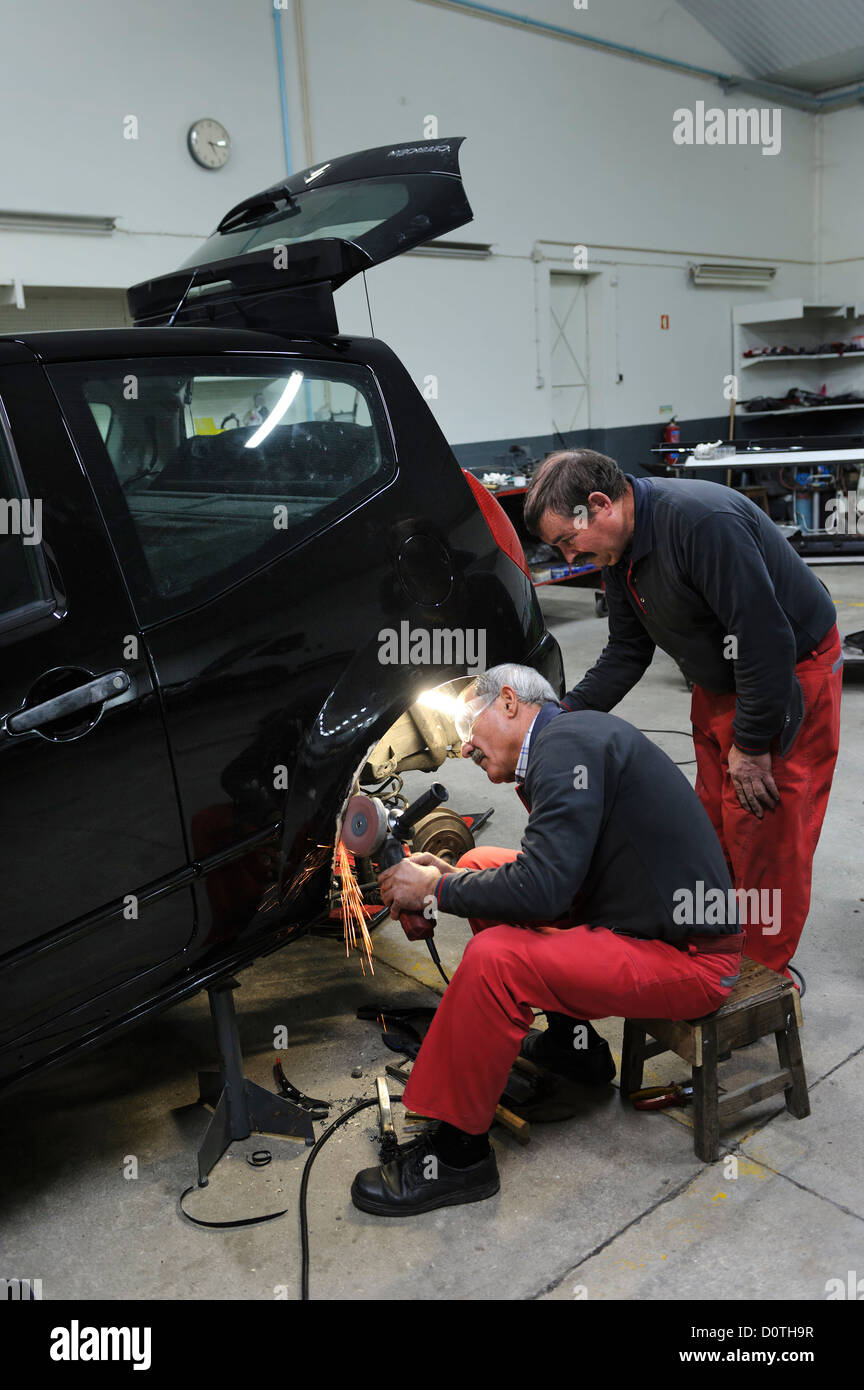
left=183, top=179, right=411, bottom=265
left=89, top=402, right=112, bottom=443
left=48, top=356, right=395, bottom=625
left=0, top=410, right=54, bottom=633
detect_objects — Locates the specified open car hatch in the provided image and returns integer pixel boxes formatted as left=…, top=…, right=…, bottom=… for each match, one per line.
left=128, top=137, right=472, bottom=334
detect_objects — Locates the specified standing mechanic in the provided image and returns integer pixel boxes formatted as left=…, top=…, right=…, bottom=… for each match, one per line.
left=350, top=665, right=743, bottom=1217
left=523, top=451, right=842, bottom=977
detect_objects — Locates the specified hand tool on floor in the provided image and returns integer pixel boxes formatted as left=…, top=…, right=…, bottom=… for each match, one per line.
left=493, top=1104, right=531, bottom=1143
left=629, top=1082, right=694, bottom=1110
left=364, top=1006, right=535, bottom=1141
left=376, top=1076, right=400, bottom=1162
left=460, top=808, right=494, bottom=835
left=385, top=1062, right=412, bottom=1085
left=379, top=1043, right=531, bottom=1144
left=401, top=1102, right=530, bottom=1144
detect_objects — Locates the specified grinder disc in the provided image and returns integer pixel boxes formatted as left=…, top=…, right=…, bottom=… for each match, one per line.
left=341, top=794, right=388, bottom=856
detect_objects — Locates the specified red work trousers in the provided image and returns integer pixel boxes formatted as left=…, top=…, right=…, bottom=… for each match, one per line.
left=402, top=846, right=743, bottom=1135
left=691, top=624, right=843, bottom=975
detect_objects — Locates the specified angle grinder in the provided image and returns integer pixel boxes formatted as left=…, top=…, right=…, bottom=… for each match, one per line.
left=341, top=783, right=449, bottom=942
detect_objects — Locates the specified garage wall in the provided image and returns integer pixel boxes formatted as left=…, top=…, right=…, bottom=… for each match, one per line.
left=308, top=0, right=816, bottom=464
left=0, top=0, right=292, bottom=288
left=0, top=288, right=131, bottom=336
left=817, top=108, right=864, bottom=305
left=0, top=0, right=822, bottom=468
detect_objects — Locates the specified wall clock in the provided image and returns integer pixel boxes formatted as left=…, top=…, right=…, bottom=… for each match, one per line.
left=187, top=118, right=231, bottom=170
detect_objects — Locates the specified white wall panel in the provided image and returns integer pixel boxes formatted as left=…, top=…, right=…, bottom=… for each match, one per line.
left=0, top=0, right=831, bottom=447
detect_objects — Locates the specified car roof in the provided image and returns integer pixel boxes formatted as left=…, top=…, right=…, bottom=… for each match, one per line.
left=0, top=325, right=356, bottom=364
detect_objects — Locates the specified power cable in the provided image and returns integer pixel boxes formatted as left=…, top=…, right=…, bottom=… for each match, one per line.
left=426, top=937, right=450, bottom=985
left=638, top=727, right=697, bottom=765
left=299, top=1094, right=403, bottom=1301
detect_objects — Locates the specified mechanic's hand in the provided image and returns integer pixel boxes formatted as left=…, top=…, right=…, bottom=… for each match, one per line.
left=727, top=745, right=780, bottom=819
left=378, top=858, right=443, bottom=919
left=409, top=851, right=458, bottom=875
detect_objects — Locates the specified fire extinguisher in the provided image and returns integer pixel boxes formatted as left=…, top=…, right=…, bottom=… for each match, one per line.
left=663, top=416, right=680, bottom=468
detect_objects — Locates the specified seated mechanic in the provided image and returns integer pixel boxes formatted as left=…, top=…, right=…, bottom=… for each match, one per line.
left=351, top=664, right=743, bottom=1218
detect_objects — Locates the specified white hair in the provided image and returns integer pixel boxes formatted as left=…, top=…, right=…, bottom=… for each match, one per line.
left=472, top=663, right=558, bottom=707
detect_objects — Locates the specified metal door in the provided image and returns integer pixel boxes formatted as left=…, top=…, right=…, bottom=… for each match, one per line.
left=550, top=271, right=592, bottom=442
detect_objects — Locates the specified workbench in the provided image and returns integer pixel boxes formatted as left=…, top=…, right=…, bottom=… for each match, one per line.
left=650, top=440, right=864, bottom=663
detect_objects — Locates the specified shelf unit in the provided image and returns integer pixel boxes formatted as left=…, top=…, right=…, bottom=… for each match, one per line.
left=742, top=351, right=864, bottom=365
left=743, top=402, right=864, bottom=418
left=733, top=299, right=864, bottom=424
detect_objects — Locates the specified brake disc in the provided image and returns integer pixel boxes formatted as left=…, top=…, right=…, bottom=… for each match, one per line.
left=410, top=808, right=475, bottom=864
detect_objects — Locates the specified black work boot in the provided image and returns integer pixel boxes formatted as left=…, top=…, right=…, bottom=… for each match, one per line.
left=351, top=1136, right=499, bottom=1217
left=520, top=1013, right=616, bottom=1086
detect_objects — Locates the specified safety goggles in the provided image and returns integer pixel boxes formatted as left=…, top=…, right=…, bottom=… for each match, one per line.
left=454, top=690, right=496, bottom=744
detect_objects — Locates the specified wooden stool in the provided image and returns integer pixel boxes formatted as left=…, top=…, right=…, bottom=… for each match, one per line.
left=620, top=958, right=809, bottom=1162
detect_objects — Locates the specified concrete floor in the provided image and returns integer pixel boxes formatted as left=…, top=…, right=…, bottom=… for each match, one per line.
left=2, top=569, right=863, bottom=1301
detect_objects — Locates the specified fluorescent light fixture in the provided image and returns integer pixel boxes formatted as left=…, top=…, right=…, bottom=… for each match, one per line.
left=690, top=262, right=777, bottom=287
left=245, top=371, right=304, bottom=447
left=406, top=239, right=492, bottom=259
left=0, top=210, right=117, bottom=235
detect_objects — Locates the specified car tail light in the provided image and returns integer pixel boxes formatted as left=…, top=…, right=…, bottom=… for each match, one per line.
left=462, top=470, right=531, bottom=580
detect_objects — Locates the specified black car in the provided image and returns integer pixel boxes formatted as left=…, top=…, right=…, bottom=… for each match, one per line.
left=0, top=138, right=562, bottom=1094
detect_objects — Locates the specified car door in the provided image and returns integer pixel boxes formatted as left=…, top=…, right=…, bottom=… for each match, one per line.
left=0, top=348, right=193, bottom=1081
left=45, top=341, right=404, bottom=947
left=45, top=331, right=551, bottom=959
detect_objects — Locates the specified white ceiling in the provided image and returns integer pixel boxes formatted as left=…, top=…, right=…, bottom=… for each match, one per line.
left=679, top=0, right=864, bottom=93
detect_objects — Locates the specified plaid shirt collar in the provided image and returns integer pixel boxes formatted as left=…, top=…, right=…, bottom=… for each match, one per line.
left=515, top=713, right=540, bottom=785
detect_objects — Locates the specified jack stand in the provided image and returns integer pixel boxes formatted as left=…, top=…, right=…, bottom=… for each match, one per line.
left=196, top=977, right=316, bottom=1187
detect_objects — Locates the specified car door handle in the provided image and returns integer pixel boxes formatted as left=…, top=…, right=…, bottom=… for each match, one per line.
left=5, top=670, right=131, bottom=735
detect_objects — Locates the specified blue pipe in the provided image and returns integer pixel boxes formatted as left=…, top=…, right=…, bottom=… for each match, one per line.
left=428, top=0, right=737, bottom=83
left=272, top=6, right=294, bottom=176
left=813, top=83, right=864, bottom=107
left=425, top=0, right=864, bottom=111
left=273, top=7, right=313, bottom=412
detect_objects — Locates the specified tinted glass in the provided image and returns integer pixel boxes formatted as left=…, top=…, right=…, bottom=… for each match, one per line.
left=175, top=168, right=472, bottom=280
left=49, top=357, right=395, bottom=624
left=180, top=179, right=412, bottom=268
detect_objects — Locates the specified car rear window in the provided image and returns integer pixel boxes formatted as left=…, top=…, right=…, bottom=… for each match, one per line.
left=48, top=355, right=395, bottom=624
left=183, top=178, right=411, bottom=266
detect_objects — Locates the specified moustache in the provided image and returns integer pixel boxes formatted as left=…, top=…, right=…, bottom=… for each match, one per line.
left=471, top=747, right=485, bottom=766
